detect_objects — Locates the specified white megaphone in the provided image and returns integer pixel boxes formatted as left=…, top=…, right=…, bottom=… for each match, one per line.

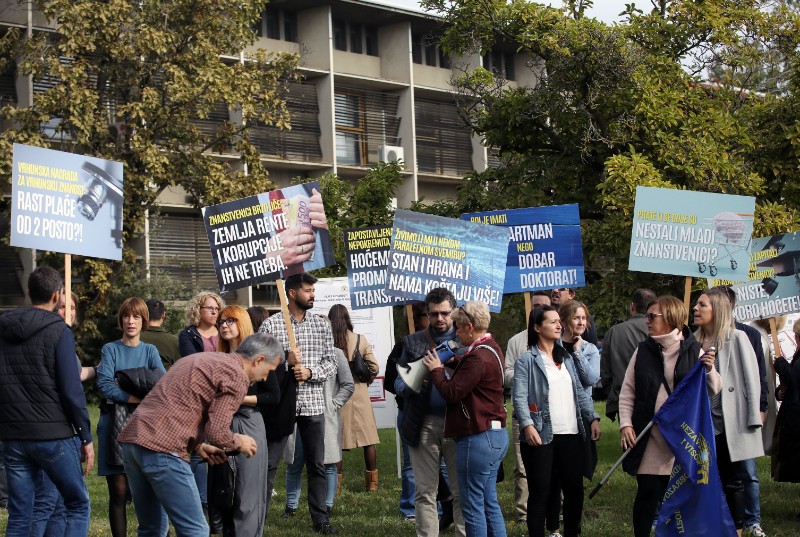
left=398, top=340, right=459, bottom=393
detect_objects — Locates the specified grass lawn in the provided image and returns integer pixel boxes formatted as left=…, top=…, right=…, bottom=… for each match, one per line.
left=2, top=403, right=799, bottom=536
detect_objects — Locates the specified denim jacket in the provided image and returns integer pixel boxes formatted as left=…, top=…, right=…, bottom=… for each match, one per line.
left=512, top=343, right=596, bottom=445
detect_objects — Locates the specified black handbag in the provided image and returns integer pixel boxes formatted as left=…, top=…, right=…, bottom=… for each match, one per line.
left=350, top=335, right=373, bottom=383
left=209, top=456, right=237, bottom=509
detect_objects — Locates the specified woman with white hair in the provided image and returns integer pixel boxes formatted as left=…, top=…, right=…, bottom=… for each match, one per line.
left=423, top=301, right=508, bottom=537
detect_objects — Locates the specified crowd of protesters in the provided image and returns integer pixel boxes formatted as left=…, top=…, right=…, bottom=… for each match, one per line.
left=1, top=268, right=799, bottom=537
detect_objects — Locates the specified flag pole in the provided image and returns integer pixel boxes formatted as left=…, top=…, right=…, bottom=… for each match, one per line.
left=276, top=278, right=302, bottom=384
left=588, top=421, right=654, bottom=499
left=524, top=292, right=532, bottom=326
left=683, top=277, right=692, bottom=316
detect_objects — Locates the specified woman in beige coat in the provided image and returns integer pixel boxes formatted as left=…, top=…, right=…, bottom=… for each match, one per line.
left=329, top=304, right=381, bottom=491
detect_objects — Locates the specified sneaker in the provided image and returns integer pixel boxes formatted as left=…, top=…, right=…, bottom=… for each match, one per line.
left=402, top=515, right=416, bottom=523
left=744, top=525, right=766, bottom=537
left=313, top=522, right=339, bottom=535
left=547, top=533, right=562, bottom=537
left=281, top=507, right=297, bottom=519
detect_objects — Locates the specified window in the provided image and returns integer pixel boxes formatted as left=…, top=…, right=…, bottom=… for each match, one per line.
left=412, top=34, right=422, bottom=64
left=350, top=25, right=363, bottom=54
left=335, top=88, right=400, bottom=167
left=250, top=81, right=322, bottom=162
left=333, top=20, right=348, bottom=51
left=415, top=98, right=473, bottom=176
left=413, top=33, right=450, bottom=69
left=283, top=11, right=298, bottom=42
left=265, top=10, right=279, bottom=39
left=365, top=27, right=379, bottom=56
left=333, top=21, right=378, bottom=55
left=483, top=51, right=516, bottom=81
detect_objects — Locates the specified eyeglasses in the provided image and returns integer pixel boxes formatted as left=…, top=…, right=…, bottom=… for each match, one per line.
left=459, top=306, right=476, bottom=327
left=645, top=313, right=664, bottom=321
left=218, top=317, right=236, bottom=327
left=427, top=310, right=452, bottom=319
left=201, top=306, right=220, bottom=313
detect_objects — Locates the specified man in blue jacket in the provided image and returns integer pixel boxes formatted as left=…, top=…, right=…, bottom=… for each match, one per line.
left=0, top=266, right=94, bottom=536
left=395, top=287, right=466, bottom=537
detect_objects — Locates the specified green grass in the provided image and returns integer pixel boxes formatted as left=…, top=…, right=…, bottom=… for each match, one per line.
left=3, top=403, right=800, bottom=536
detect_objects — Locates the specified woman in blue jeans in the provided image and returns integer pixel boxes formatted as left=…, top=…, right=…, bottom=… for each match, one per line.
left=422, top=301, right=509, bottom=537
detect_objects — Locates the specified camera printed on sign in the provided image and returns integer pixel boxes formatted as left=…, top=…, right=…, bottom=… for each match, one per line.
left=11, top=143, right=124, bottom=260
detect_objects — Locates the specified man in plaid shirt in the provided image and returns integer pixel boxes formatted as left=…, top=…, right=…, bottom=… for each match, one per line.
left=259, top=272, right=338, bottom=535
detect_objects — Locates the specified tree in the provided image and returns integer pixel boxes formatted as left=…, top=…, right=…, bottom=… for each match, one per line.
left=420, top=0, right=800, bottom=330
left=0, top=0, right=299, bottom=356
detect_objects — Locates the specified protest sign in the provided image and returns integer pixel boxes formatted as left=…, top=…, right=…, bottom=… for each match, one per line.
left=11, top=143, right=124, bottom=260
left=310, top=277, right=396, bottom=428
left=201, top=181, right=334, bottom=292
left=386, top=209, right=510, bottom=312
left=344, top=225, right=405, bottom=310
left=629, top=187, right=755, bottom=280
left=728, top=232, right=800, bottom=322
left=462, top=204, right=585, bottom=293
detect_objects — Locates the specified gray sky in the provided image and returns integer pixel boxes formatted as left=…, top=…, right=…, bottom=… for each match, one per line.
left=373, top=0, right=631, bottom=23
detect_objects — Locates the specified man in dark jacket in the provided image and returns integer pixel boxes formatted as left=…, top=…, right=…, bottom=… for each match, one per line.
left=0, top=266, right=94, bottom=536
left=600, top=288, right=656, bottom=421
left=395, top=287, right=466, bottom=537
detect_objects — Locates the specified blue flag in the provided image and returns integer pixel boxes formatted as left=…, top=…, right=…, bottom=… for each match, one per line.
left=652, top=362, right=736, bottom=536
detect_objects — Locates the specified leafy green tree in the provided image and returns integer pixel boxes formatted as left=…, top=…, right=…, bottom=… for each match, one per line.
left=420, top=0, right=800, bottom=331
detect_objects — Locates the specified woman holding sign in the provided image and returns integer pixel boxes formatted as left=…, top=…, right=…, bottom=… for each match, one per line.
left=693, top=288, right=763, bottom=535
left=618, top=296, right=720, bottom=537
left=423, top=301, right=508, bottom=537
left=512, top=306, right=599, bottom=537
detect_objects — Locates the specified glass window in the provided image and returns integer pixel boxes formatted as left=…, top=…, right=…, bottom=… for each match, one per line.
left=350, top=24, right=363, bottom=54
left=439, top=48, right=451, bottom=69
left=365, top=27, right=379, bottom=56
left=265, top=10, right=279, bottom=39
left=412, top=34, right=422, bottom=64
left=425, top=43, right=437, bottom=66
left=333, top=20, right=348, bottom=51
left=284, top=11, right=298, bottom=42
left=504, top=53, right=515, bottom=80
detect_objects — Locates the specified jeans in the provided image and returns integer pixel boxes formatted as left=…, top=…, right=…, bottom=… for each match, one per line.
left=189, top=453, right=207, bottom=505
left=397, top=411, right=416, bottom=518
left=31, top=470, right=66, bottom=537
left=3, top=437, right=90, bottom=537
left=738, top=458, right=761, bottom=527
left=455, top=429, right=509, bottom=537
left=121, top=443, right=204, bottom=537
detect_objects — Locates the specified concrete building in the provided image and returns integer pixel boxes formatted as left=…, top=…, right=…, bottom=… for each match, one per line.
left=0, top=0, right=535, bottom=307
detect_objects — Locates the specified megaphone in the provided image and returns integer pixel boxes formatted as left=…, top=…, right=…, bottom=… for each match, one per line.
left=398, top=340, right=459, bottom=393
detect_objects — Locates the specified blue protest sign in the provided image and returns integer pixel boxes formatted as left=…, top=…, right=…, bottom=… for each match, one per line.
left=386, top=209, right=510, bottom=312
left=11, top=143, right=124, bottom=260
left=629, top=187, right=755, bottom=280
left=201, top=181, right=334, bottom=292
left=344, top=225, right=406, bottom=310
left=729, top=232, right=800, bottom=321
left=462, top=204, right=585, bottom=293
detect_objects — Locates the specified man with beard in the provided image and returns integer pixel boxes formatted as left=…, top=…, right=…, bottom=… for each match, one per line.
left=395, top=287, right=466, bottom=537
left=259, top=272, right=338, bottom=535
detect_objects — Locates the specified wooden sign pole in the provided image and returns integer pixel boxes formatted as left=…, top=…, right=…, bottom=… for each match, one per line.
left=683, top=277, right=692, bottom=315
left=406, top=304, right=415, bottom=334
left=276, top=278, right=303, bottom=385
left=768, top=317, right=781, bottom=369
left=64, top=254, right=71, bottom=325
left=524, top=292, right=532, bottom=326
